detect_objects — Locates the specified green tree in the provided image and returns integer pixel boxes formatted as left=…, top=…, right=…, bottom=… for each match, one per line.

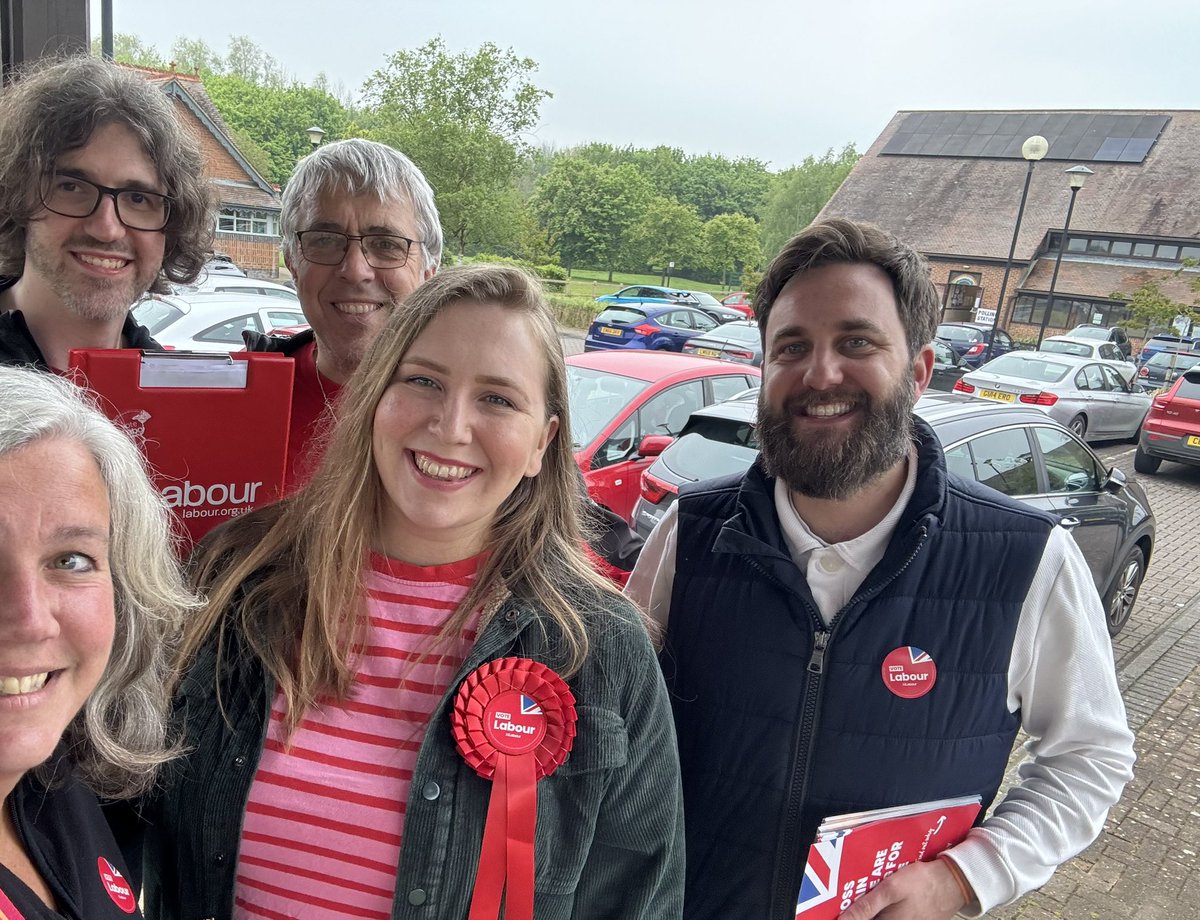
left=204, top=73, right=351, bottom=186
left=224, top=34, right=288, bottom=87
left=629, top=197, right=703, bottom=281
left=1110, top=260, right=1200, bottom=339
left=169, top=36, right=222, bottom=75
left=676, top=154, right=771, bottom=221
left=761, top=143, right=860, bottom=259
left=91, top=32, right=167, bottom=68
left=531, top=157, right=652, bottom=278
left=360, top=38, right=551, bottom=258
left=702, top=213, right=762, bottom=287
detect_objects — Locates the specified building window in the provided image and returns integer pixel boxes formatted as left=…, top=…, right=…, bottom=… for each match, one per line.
left=217, top=208, right=277, bottom=237
left=1012, top=293, right=1131, bottom=328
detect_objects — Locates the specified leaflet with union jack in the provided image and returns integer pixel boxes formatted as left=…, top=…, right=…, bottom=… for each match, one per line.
left=795, top=795, right=981, bottom=919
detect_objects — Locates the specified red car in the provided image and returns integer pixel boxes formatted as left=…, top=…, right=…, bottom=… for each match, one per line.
left=567, top=351, right=761, bottom=523
left=721, top=291, right=754, bottom=319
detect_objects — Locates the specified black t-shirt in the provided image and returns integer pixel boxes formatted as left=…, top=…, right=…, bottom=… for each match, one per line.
left=0, top=768, right=142, bottom=919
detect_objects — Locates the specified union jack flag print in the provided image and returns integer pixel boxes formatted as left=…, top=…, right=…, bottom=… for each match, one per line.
left=795, top=834, right=843, bottom=916
left=905, top=646, right=932, bottom=663
left=520, top=695, right=543, bottom=715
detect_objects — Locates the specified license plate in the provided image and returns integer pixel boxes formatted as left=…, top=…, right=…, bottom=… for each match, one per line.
left=1188, top=435, right=1200, bottom=447
left=694, top=348, right=720, bottom=357
left=600, top=326, right=623, bottom=336
left=979, top=389, right=1016, bottom=403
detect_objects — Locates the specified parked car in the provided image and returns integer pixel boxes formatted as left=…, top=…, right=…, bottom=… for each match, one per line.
left=681, top=320, right=762, bottom=366
left=1136, top=350, right=1200, bottom=389
left=567, top=351, right=760, bottom=523
left=202, top=256, right=246, bottom=277
left=633, top=391, right=1154, bottom=635
left=1037, top=335, right=1137, bottom=383
left=595, top=284, right=696, bottom=307
left=1136, top=333, right=1200, bottom=366
left=584, top=303, right=719, bottom=352
left=132, top=291, right=308, bottom=353
left=176, top=274, right=300, bottom=303
left=720, top=291, right=754, bottom=318
left=1069, top=324, right=1133, bottom=359
left=954, top=352, right=1152, bottom=441
left=935, top=322, right=1017, bottom=368
left=929, top=339, right=969, bottom=392
left=1135, top=365, right=1200, bottom=474
left=679, top=290, right=744, bottom=325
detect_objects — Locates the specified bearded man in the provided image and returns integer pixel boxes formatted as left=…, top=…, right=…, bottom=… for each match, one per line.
left=626, top=218, right=1134, bottom=920
left=0, top=56, right=211, bottom=371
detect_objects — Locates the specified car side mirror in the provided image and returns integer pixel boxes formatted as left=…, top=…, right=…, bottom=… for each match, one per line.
left=637, top=434, right=674, bottom=458
left=1104, top=466, right=1127, bottom=491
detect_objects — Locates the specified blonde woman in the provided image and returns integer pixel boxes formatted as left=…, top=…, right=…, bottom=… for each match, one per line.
left=138, top=265, right=683, bottom=920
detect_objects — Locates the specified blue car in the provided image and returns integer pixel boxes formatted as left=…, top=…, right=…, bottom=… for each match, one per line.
left=595, top=285, right=697, bottom=307
left=585, top=304, right=719, bottom=352
left=936, top=322, right=1017, bottom=369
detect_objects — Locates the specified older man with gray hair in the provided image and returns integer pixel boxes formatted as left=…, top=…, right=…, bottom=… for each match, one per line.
left=245, top=138, right=442, bottom=489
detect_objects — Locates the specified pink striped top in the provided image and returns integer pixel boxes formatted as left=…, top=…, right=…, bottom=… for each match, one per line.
left=233, top=552, right=483, bottom=920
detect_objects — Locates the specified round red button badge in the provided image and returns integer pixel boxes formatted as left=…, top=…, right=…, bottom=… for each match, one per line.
left=881, top=646, right=938, bottom=699
left=97, top=856, right=137, bottom=913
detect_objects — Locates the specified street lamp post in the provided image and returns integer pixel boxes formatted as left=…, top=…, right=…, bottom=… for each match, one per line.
left=305, top=125, right=326, bottom=151
left=1035, top=165, right=1095, bottom=349
left=981, top=135, right=1049, bottom=363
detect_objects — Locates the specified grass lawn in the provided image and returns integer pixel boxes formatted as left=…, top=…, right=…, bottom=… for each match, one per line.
left=565, top=269, right=734, bottom=299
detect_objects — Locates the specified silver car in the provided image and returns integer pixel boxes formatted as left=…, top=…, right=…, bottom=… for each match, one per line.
left=957, top=352, right=1152, bottom=441
left=133, top=291, right=308, bottom=354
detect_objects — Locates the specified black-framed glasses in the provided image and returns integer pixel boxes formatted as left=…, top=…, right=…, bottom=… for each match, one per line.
left=40, top=173, right=173, bottom=231
left=296, top=229, right=421, bottom=269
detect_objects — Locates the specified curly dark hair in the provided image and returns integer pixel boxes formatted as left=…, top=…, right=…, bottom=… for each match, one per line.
left=0, top=55, right=213, bottom=291
left=755, top=218, right=938, bottom=357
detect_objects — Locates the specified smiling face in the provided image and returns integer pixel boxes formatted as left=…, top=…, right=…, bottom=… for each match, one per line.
left=0, top=438, right=114, bottom=795
left=371, top=301, right=559, bottom=564
left=287, top=191, right=436, bottom=384
left=22, top=122, right=167, bottom=322
left=758, top=262, right=934, bottom=499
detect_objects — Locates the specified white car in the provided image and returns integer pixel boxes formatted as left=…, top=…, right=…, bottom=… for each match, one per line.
left=1036, top=335, right=1137, bottom=384
left=133, top=291, right=308, bottom=354
left=174, top=273, right=299, bottom=304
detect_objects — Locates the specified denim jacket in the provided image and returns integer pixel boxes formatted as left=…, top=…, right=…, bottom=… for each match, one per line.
left=137, top=587, right=684, bottom=920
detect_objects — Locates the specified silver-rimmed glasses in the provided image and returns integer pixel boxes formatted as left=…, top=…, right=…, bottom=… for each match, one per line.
left=296, top=230, right=421, bottom=269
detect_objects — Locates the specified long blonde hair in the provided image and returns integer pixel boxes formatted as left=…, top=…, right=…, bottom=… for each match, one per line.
left=181, top=265, right=620, bottom=730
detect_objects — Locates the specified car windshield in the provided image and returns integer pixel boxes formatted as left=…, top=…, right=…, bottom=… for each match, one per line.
left=936, top=325, right=982, bottom=344
left=662, top=432, right=757, bottom=481
left=1069, top=326, right=1108, bottom=341
left=983, top=354, right=1071, bottom=382
left=1147, top=352, right=1200, bottom=369
left=132, top=297, right=184, bottom=335
left=689, top=292, right=722, bottom=306
left=566, top=366, right=652, bottom=448
left=1041, top=340, right=1092, bottom=358
left=593, top=307, right=647, bottom=326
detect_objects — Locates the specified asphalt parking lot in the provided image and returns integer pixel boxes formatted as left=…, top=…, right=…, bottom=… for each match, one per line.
left=561, top=332, right=1200, bottom=917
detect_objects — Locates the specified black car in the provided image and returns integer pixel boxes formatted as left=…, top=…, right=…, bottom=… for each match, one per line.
left=681, top=320, right=763, bottom=367
left=1136, top=350, right=1200, bottom=388
left=936, top=322, right=1017, bottom=368
left=632, top=392, right=1154, bottom=636
left=929, top=339, right=969, bottom=392
left=1069, top=324, right=1133, bottom=359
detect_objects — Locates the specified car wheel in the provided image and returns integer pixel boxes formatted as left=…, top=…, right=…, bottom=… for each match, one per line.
left=1133, top=444, right=1162, bottom=474
left=1068, top=414, right=1087, bottom=438
left=1104, top=545, right=1145, bottom=636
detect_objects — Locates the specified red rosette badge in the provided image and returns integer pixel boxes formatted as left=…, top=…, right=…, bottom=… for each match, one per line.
left=452, top=657, right=577, bottom=920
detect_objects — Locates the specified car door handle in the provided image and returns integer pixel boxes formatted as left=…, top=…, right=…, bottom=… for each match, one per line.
left=1059, top=516, right=1081, bottom=530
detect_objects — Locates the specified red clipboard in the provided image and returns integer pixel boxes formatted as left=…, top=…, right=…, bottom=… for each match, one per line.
left=68, top=349, right=294, bottom=546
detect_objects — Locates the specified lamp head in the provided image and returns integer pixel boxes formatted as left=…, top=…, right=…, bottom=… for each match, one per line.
left=1065, top=164, right=1094, bottom=190
left=306, top=125, right=326, bottom=149
left=1021, top=135, right=1049, bottom=161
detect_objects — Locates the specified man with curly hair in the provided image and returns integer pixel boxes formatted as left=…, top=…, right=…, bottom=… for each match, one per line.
left=0, top=55, right=213, bottom=371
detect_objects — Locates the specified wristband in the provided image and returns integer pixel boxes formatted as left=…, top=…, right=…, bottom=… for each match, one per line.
left=937, top=853, right=975, bottom=906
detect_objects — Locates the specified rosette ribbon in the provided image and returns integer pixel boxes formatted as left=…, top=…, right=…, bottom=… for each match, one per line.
left=452, top=657, right=577, bottom=920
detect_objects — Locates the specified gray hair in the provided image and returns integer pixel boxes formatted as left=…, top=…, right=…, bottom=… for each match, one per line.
left=0, top=367, right=199, bottom=799
left=0, top=55, right=214, bottom=291
left=280, top=138, right=443, bottom=270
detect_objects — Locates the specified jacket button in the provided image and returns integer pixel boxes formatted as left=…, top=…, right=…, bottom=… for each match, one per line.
left=214, top=853, right=226, bottom=865
left=233, top=755, right=246, bottom=767
left=408, top=888, right=428, bottom=906
left=422, top=781, right=441, bottom=800
left=504, top=609, right=518, bottom=622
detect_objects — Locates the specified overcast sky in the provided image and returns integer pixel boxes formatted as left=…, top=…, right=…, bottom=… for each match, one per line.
left=94, top=0, right=1199, bottom=171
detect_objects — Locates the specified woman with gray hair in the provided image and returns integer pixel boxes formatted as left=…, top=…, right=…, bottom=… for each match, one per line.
left=0, top=365, right=195, bottom=918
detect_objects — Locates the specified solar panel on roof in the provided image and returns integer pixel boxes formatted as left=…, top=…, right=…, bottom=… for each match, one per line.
left=882, top=111, right=1169, bottom=163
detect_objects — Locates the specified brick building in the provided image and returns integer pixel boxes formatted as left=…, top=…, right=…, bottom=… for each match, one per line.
left=820, top=110, right=1200, bottom=347
left=131, top=66, right=283, bottom=277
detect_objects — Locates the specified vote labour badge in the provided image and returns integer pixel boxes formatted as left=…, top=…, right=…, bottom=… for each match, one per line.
left=881, top=646, right=938, bottom=699
left=452, top=657, right=577, bottom=920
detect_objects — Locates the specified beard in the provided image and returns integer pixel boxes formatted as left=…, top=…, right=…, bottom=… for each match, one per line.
left=757, top=375, right=917, bottom=501
left=24, top=232, right=158, bottom=323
